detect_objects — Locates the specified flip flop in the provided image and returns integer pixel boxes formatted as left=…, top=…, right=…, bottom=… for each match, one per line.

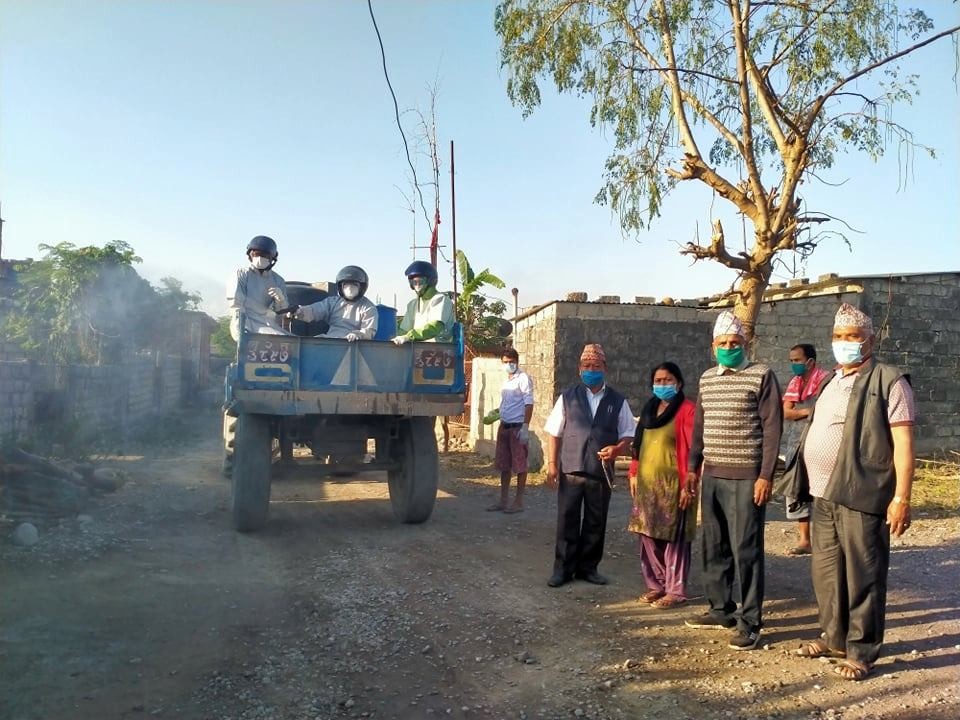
left=639, top=590, right=665, bottom=604
left=786, top=545, right=812, bottom=556
left=651, top=595, right=686, bottom=609
left=503, top=506, right=524, bottom=514
left=795, top=640, right=846, bottom=659
left=486, top=504, right=506, bottom=512
left=834, top=659, right=871, bottom=681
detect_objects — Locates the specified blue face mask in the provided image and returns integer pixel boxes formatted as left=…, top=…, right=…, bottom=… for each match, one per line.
left=504, top=362, right=518, bottom=374
left=832, top=341, right=864, bottom=366
left=581, top=370, right=604, bottom=387
left=652, top=384, right=678, bottom=401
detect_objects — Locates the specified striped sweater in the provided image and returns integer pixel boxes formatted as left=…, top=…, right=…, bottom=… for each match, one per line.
left=689, top=363, right=783, bottom=480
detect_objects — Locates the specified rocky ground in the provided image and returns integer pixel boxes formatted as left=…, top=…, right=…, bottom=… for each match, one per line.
left=1, top=406, right=958, bottom=720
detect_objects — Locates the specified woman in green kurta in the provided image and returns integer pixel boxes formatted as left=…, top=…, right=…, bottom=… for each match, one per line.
left=627, top=362, right=698, bottom=609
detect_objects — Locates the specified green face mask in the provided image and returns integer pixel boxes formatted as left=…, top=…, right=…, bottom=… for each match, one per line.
left=716, top=346, right=745, bottom=368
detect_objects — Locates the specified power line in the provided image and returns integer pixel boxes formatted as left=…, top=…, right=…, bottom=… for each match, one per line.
left=366, top=0, right=432, bottom=235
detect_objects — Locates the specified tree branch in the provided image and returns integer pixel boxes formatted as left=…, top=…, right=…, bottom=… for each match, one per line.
left=728, top=0, right=770, bottom=229
left=680, top=219, right=751, bottom=272
left=804, top=24, right=960, bottom=134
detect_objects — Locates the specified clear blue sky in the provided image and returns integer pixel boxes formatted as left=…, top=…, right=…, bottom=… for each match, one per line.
left=2, top=1, right=958, bottom=317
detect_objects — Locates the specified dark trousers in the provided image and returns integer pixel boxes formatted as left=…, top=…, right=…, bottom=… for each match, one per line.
left=811, top=497, right=890, bottom=665
left=699, top=472, right=766, bottom=632
left=554, top=472, right=611, bottom=576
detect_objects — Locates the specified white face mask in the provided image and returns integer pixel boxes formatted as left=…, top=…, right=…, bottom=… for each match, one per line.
left=504, top=362, right=518, bottom=374
left=251, top=255, right=272, bottom=271
left=341, top=283, right=360, bottom=301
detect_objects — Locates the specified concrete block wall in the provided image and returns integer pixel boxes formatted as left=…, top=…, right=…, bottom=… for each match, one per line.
left=860, top=274, right=960, bottom=455
left=0, top=355, right=186, bottom=444
left=0, top=361, right=33, bottom=442
left=512, top=272, right=960, bottom=457
left=551, top=302, right=715, bottom=415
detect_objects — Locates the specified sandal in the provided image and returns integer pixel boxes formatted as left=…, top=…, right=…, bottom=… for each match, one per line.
left=639, top=590, right=665, bottom=604
left=786, top=545, right=812, bottom=556
left=651, top=595, right=686, bottom=609
left=485, top=504, right=505, bottom=512
left=834, top=659, right=871, bottom=681
left=795, top=640, right=846, bottom=659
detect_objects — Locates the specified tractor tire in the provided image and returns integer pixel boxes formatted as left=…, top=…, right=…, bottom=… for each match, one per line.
left=387, top=417, right=439, bottom=523
left=221, top=412, right=237, bottom=479
left=232, top=413, right=273, bottom=532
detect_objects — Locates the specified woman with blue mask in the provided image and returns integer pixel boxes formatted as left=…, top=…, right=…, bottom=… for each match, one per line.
left=627, top=362, right=697, bottom=609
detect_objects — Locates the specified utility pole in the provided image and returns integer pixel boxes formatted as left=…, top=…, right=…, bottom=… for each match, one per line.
left=0, top=201, right=5, bottom=262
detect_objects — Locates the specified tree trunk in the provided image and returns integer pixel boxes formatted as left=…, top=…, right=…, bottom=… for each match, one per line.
left=733, top=271, right=769, bottom=349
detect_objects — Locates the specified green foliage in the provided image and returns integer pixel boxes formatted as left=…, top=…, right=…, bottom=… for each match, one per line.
left=3, top=241, right=206, bottom=365
left=495, top=1, right=957, bottom=338
left=495, top=1, right=947, bottom=233
left=455, top=250, right=509, bottom=353
left=211, top=315, right=237, bottom=358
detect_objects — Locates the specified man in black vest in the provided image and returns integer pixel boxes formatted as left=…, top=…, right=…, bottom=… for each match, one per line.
left=789, top=303, right=915, bottom=681
left=544, top=344, right=636, bottom=587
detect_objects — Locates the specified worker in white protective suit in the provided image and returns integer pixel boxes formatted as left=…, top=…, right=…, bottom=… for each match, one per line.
left=227, top=235, right=290, bottom=341
left=293, top=265, right=379, bottom=341
left=392, top=260, right=455, bottom=344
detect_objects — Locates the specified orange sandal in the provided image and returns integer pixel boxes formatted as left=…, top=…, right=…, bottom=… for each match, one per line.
left=639, top=590, right=665, bottom=604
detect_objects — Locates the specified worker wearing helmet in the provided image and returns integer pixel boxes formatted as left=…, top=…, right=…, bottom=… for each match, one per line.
left=227, top=235, right=290, bottom=340
left=293, top=265, right=378, bottom=341
left=393, top=260, right=455, bottom=344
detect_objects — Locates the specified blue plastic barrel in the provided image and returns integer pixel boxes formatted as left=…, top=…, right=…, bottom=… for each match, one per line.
left=375, top=305, right=397, bottom=340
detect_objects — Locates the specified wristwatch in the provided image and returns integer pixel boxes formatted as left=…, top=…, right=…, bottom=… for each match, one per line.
left=892, top=495, right=910, bottom=505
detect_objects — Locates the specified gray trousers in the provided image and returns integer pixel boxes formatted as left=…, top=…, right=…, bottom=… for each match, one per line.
left=811, top=498, right=890, bottom=665
left=699, top=473, right=766, bottom=632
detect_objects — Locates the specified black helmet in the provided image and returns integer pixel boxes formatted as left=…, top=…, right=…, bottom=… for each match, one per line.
left=404, top=260, right=438, bottom=288
left=246, top=235, right=278, bottom=259
left=336, top=265, right=369, bottom=300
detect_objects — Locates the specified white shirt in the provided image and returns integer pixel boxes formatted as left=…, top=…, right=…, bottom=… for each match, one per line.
left=298, top=296, right=379, bottom=339
left=543, top=385, right=637, bottom=439
left=499, top=370, right=534, bottom=424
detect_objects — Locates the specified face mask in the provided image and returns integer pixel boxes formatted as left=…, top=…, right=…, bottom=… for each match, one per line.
left=251, top=255, right=272, bottom=271
left=581, top=369, right=604, bottom=387
left=652, top=384, right=678, bottom=401
left=790, top=362, right=808, bottom=376
left=716, top=346, right=745, bottom=368
left=341, top=283, right=360, bottom=301
left=504, top=362, right=518, bottom=374
left=832, top=341, right=864, bottom=366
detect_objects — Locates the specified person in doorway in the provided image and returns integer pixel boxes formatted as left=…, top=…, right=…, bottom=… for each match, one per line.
left=781, top=343, right=830, bottom=556
left=789, top=303, right=915, bottom=681
left=294, top=265, right=378, bottom=340
left=227, top=235, right=290, bottom=340
left=544, top=344, right=636, bottom=587
left=684, top=311, right=782, bottom=651
left=392, top=260, right=455, bottom=344
left=627, top=362, right=697, bottom=609
left=482, top=348, right=534, bottom=514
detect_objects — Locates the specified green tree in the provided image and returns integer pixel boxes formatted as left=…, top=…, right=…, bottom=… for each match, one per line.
left=455, top=250, right=509, bottom=353
left=496, top=1, right=959, bottom=340
left=211, top=315, right=237, bottom=358
left=4, top=241, right=151, bottom=363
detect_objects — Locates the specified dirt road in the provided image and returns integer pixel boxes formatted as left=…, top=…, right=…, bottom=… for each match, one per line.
left=2, top=406, right=958, bottom=720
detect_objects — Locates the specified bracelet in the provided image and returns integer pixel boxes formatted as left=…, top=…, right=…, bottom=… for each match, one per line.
left=892, top=495, right=910, bottom=505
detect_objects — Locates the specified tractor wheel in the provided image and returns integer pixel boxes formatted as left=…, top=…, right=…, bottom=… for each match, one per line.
left=232, top=413, right=273, bottom=532
left=221, top=412, right=237, bottom=479
left=387, top=417, right=438, bottom=523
